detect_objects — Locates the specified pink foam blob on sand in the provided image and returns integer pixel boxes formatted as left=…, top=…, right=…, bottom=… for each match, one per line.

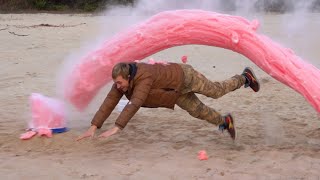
left=198, top=150, right=208, bottom=160
left=20, top=131, right=37, bottom=140
left=64, top=9, right=320, bottom=113
left=37, top=128, right=53, bottom=138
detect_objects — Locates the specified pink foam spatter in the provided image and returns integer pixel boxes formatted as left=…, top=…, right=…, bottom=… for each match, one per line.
left=64, top=9, right=320, bottom=113
left=147, top=58, right=168, bottom=65
left=181, top=56, right=188, bottom=63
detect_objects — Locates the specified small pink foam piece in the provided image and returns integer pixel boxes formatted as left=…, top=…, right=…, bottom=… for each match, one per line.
left=181, top=56, right=188, bottom=63
left=20, top=131, right=37, bottom=140
left=63, top=10, right=320, bottom=113
left=250, top=19, right=260, bottom=31
left=198, top=150, right=208, bottom=160
left=37, top=128, right=53, bottom=138
left=147, top=58, right=168, bottom=65
left=29, top=93, right=66, bottom=132
left=148, top=58, right=156, bottom=65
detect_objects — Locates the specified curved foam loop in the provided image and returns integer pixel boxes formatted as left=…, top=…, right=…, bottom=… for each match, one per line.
left=29, top=93, right=66, bottom=137
left=64, top=9, right=320, bottom=113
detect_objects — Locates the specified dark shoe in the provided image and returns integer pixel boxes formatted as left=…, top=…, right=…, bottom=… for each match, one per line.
left=242, top=67, right=260, bottom=92
left=219, top=113, right=236, bottom=140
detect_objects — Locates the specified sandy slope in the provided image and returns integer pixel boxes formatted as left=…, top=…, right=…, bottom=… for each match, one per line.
left=0, top=13, right=320, bottom=179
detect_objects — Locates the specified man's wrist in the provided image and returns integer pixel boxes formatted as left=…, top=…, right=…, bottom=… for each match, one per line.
left=114, top=126, right=120, bottom=131
left=114, top=123, right=124, bottom=130
left=90, top=124, right=98, bottom=130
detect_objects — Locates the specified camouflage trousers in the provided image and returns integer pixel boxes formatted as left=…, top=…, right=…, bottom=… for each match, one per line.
left=176, top=64, right=246, bottom=126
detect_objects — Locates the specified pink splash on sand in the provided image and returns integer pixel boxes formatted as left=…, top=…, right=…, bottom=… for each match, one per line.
left=62, top=9, right=320, bottom=113
left=198, top=150, right=208, bottom=160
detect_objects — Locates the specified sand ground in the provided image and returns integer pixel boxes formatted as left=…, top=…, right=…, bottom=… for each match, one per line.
left=1, top=12, right=320, bottom=179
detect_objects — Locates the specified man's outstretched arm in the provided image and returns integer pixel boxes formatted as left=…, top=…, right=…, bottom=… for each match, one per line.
left=76, top=84, right=123, bottom=141
left=98, top=74, right=153, bottom=139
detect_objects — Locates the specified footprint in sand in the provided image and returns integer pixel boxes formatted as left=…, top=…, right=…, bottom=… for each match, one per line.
left=25, top=72, right=37, bottom=77
left=260, top=77, right=271, bottom=84
left=0, top=76, right=24, bottom=88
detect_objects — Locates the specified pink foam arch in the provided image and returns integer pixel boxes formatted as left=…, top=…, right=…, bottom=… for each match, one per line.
left=64, top=9, right=320, bottom=113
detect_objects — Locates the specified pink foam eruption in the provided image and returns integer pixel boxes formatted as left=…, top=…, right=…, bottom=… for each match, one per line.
left=29, top=93, right=65, bottom=129
left=63, top=9, right=320, bottom=113
left=20, top=93, right=66, bottom=140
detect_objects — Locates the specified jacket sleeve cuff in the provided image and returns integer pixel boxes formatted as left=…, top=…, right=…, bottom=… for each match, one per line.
left=115, top=122, right=125, bottom=130
left=91, top=121, right=102, bottom=129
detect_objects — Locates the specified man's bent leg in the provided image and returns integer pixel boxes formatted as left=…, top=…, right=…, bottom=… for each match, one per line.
left=190, top=70, right=245, bottom=99
left=176, top=92, right=224, bottom=125
left=180, top=64, right=246, bottom=99
left=176, top=92, right=237, bottom=139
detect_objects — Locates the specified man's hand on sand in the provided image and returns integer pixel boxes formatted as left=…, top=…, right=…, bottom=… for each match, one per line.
left=98, top=126, right=120, bottom=139
left=76, top=125, right=97, bottom=141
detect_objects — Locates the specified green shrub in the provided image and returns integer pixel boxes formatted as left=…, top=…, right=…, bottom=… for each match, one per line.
left=83, top=3, right=98, bottom=12
left=51, top=4, right=69, bottom=11
left=33, top=0, right=47, bottom=10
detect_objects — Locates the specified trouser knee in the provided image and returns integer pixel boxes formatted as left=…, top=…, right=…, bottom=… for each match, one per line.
left=187, top=104, right=223, bottom=125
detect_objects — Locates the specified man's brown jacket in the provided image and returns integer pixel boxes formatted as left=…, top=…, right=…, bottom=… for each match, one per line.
left=91, top=62, right=184, bottom=129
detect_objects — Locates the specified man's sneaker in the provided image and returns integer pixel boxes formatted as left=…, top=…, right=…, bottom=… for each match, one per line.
left=218, top=113, right=236, bottom=140
left=242, top=67, right=260, bottom=92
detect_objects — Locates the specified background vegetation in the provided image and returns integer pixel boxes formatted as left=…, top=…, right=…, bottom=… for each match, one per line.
left=0, top=0, right=134, bottom=12
left=0, top=0, right=319, bottom=13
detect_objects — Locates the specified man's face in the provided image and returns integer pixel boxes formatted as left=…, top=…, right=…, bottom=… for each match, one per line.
left=113, top=75, right=129, bottom=93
